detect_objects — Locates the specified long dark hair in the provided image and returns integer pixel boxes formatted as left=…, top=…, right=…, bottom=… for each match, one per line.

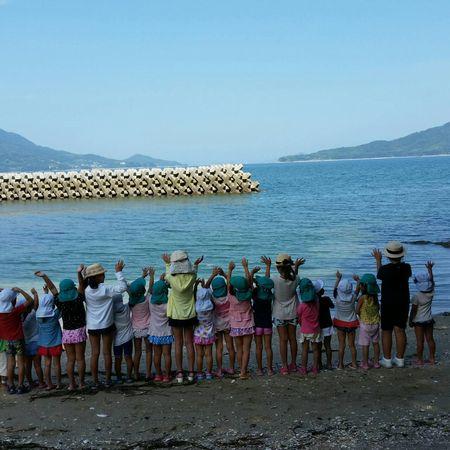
left=277, top=264, right=296, bottom=281
left=86, top=276, right=99, bottom=289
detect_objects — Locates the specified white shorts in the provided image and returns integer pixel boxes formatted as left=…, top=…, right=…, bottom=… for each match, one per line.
left=321, top=326, right=334, bottom=338
left=299, top=332, right=322, bottom=344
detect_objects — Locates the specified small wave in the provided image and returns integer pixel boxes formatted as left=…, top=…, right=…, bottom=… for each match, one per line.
left=408, top=240, right=450, bottom=248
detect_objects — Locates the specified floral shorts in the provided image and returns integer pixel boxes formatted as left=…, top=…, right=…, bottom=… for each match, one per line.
left=6, top=340, right=25, bottom=356
left=299, top=332, right=322, bottom=344
left=230, top=326, right=254, bottom=337
left=62, top=327, right=87, bottom=345
left=194, top=336, right=216, bottom=345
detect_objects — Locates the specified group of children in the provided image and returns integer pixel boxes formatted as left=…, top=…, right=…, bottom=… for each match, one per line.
left=0, top=240, right=437, bottom=394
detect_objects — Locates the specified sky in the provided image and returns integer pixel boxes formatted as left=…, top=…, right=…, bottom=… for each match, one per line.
left=1, top=1, right=450, bottom=165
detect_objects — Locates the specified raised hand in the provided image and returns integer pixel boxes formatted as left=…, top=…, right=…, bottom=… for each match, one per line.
left=336, top=270, right=342, bottom=280
left=426, top=260, right=434, bottom=271
left=77, top=264, right=85, bottom=274
left=294, top=257, right=306, bottom=267
left=352, top=274, right=360, bottom=282
left=148, top=266, right=155, bottom=277
left=241, top=257, right=249, bottom=268
left=251, top=266, right=261, bottom=274
left=211, top=266, right=222, bottom=276
left=261, top=255, right=271, bottom=266
left=371, top=249, right=382, bottom=261
left=30, top=288, right=38, bottom=295
left=115, top=259, right=125, bottom=272
left=34, top=271, right=46, bottom=278
left=162, top=253, right=171, bottom=264
left=43, top=285, right=49, bottom=293
left=228, top=260, right=236, bottom=271
left=194, top=256, right=204, bottom=266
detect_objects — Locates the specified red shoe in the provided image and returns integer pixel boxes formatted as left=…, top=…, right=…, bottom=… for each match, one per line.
left=298, top=367, right=307, bottom=376
left=288, top=363, right=297, bottom=373
left=154, top=375, right=163, bottom=382
left=280, top=366, right=289, bottom=375
left=162, top=376, right=171, bottom=383
left=310, top=367, right=319, bottom=377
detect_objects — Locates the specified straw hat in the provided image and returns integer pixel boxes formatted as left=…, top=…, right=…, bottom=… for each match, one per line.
left=384, top=241, right=406, bottom=259
left=84, top=263, right=107, bottom=279
left=170, top=250, right=193, bottom=274
left=275, top=253, right=293, bottom=266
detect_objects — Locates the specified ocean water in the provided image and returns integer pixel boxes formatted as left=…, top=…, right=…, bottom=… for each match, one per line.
left=1, top=157, right=449, bottom=312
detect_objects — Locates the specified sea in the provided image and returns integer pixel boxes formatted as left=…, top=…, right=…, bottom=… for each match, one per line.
left=1, top=156, right=449, bottom=312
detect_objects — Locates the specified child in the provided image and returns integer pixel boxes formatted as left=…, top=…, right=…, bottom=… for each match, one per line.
left=36, top=288, right=63, bottom=390
left=409, top=261, right=436, bottom=366
left=252, top=268, right=275, bottom=376
left=163, top=251, right=203, bottom=384
left=211, top=272, right=236, bottom=377
left=333, top=271, right=359, bottom=369
left=227, top=258, right=255, bottom=380
left=81, top=260, right=128, bottom=388
left=148, top=274, right=173, bottom=382
left=128, top=269, right=152, bottom=381
left=35, top=267, right=87, bottom=390
left=264, top=254, right=305, bottom=374
left=297, top=278, right=321, bottom=376
left=0, top=287, right=34, bottom=394
left=355, top=274, right=381, bottom=370
left=373, top=241, right=412, bottom=368
left=193, top=274, right=217, bottom=381
left=314, top=280, right=334, bottom=370
left=112, top=294, right=134, bottom=383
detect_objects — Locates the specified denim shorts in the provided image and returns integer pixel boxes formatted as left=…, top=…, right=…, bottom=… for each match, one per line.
left=25, top=342, right=39, bottom=357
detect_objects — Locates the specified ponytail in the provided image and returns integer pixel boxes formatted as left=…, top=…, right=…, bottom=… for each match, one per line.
left=86, top=277, right=99, bottom=289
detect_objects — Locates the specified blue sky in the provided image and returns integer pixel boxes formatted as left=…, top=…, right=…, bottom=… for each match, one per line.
left=1, top=0, right=450, bottom=164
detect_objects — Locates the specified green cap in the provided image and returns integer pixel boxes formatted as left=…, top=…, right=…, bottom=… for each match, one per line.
left=360, top=273, right=380, bottom=295
left=58, top=279, right=78, bottom=302
left=211, top=277, right=227, bottom=298
left=128, top=277, right=147, bottom=306
left=299, top=278, right=316, bottom=303
left=230, top=276, right=252, bottom=302
left=255, top=276, right=274, bottom=301
left=151, top=280, right=169, bottom=304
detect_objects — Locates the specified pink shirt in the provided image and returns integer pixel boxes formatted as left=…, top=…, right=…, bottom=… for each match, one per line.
left=212, top=296, right=230, bottom=332
left=130, top=298, right=151, bottom=331
left=297, top=301, right=320, bottom=334
left=228, top=294, right=254, bottom=329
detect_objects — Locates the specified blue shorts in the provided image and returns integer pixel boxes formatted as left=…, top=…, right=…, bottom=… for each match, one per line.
left=114, top=339, right=133, bottom=357
left=25, top=342, right=39, bottom=357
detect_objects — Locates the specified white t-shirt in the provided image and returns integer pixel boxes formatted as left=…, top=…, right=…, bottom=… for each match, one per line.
left=85, top=271, right=128, bottom=330
left=114, top=304, right=134, bottom=346
left=271, top=275, right=299, bottom=320
left=411, top=291, right=434, bottom=323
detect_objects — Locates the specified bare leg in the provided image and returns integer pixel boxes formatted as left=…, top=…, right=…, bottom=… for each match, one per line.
left=144, top=340, right=153, bottom=378
left=255, top=335, right=263, bottom=371
left=234, top=336, right=243, bottom=370
left=317, top=342, right=323, bottom=370
left=361, top=346, right=369, bottom=366
left=125, top=355, right=133, bottom=378
left=16, top=355, right=25, bottom=387
left=102, top=332, right=114, bottom=383
left=337, top=330, right=346, bottom=369
left=382, top=330, right=393, bottom=359
left=115, top=355, right=123, bottom=378
left=53, top=355, right=62, bottom=386
left=44, top=356, right=55, bottom=388
left=25, top=355, right=33, bottom=385
left=33, top=355, right=45, bottom=386
left=215, top=333, right=224, bottom=372
left=287, top=324, right=298, bottom=367
left=277, top=326, right=288, bottom=368
left=184, top=326, right=195, bottom=374
left=393, top=326, right=407, bottom=359
left=75, top=342, right=86, bottom=387
left=348, top=332, right=357, bottom=368
left=133, top=337, right=143, bottom=380
left=241, top=335, right=253, bottom=376
left=224, top=331, right=236, bottom=370
left=373, top=342, right=380, bottom=363
left=163, top=344, right=172, bottom=376
left=205, top=345, right=213, bottom=374
left=312, top=342, right=320, bottom=370
left=324, top=336, right=333, bottom=369
left=154, top=345, right=162, bottom=377
left=301, top=340, right=309, bottom=369
left=172, top=327, right=184, bottom=373
left=424, top=326, right=436, bottom=364
left=65, top=344, right=77, bottom=389
left=264, top=333, right=273, bottom=372
left=7, top=355, right=15, bottom=387
left=414, top=326, right=424, bottom=363
left=195, top=344, right=203, bottom=372
left=89, top=334, right=101, bottom=384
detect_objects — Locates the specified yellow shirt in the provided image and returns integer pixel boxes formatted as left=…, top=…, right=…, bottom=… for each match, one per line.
left=359, top=294, right=380, bottom=325
left=165, top=263, right=197, bottom=320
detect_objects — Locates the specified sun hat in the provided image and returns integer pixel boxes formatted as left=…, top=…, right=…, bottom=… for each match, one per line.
left=384, top=241, right=406, bottom=259
left=59, top=279, right=78, bottom=302
left=196, top=287, right=214, bottom=312
left=112, top=293, right=126, bottom=313
left=0, top=288, right=17, bottom=313
left=211, top=277, right=227, bottom=298
left=169, top=250, right=194, bottom=275
left=299, top=278, right=316, bottom=303
left=360, top=274, right=380, bottom=295
left=254, top=276, right=274, bottom=301
left=36, top=294, right=55, bottom=318
left=84, top=263, right=107, bottom=279
left=275, top=253, right=293, bottom=266
left=128, top=277, right=147, bottom=306
left=313, top=279, right=324, bottom=293
left=336, top=278, right=354, bottom=302
left=230, top=276, right=252, bottom=302
left=151, top=280, right=169, bottom=304
left=413, top=272, right=434, bottom=293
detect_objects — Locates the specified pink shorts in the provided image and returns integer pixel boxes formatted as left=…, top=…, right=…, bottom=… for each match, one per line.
left=62, top=327, right=87, bottom=345
left=254, top=327, right=272, bottom=336
left=358, top=323, right=380, bottom=346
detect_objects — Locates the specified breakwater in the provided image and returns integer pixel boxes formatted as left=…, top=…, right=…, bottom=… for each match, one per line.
left=0, top=164, right=259, bottom=201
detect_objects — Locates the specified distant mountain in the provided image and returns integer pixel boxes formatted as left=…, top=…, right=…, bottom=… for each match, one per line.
left=279, top=122, right=450, bottom=162
left=0, top=128, right=181, bottom=172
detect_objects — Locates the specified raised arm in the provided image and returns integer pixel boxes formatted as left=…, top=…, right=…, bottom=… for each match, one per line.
left=356, top=296, right=364, bottom=316
left=77, top=264, right=86, bottom=295
left=194, top=255, right=204, bottom=270
left=106, top=260, right=128, bottom=295
left=352, top=274, right=361, bottom=301
left=261, top=256, right=271, bottom=278
left=34, top=271, right=58, bottom=297
left=31, top=288, right=39, bottom=310
left=147, top=267, right=155, bottom=294
left=205, top=267, right=221, bottom=289
left=333, top=270, right=342, bottom=298
left=11, top=287, right=34, bottom=307
left=294, top=257, right=306, bottom=276
left=372, top=249, right=382, bottom=272
left=241, top=258, right=253, bottom=288
left=251, top=266, right=261, bottom=281
left=426, top=260, right=435, bottom=286
left=226, top=261, right=235, bottom=292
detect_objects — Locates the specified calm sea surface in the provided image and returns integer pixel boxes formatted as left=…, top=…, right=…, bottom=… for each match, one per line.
left=1, top=157, right=449, bottom=312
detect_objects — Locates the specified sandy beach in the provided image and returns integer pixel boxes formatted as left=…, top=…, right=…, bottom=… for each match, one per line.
left=1, top=314, right=449, bottom=449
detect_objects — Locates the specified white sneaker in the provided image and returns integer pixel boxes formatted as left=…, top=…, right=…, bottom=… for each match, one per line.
left=393, top=357, right=405, bottom=368
left=380, top=357, right=392, bottom=368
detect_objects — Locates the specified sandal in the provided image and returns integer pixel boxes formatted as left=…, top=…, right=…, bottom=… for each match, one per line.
left=176, top=372, right=184, bottom=384
left=7, top=385, right=17, bottom=395
left=162, top=375, right=171, bottom=383
left=280, top=366, right=289, bottom=376
left=16, top=385, right=30, bottom=395
left=187, top=372, right=195, bottom=382
left=205, top=372, right=213, bottom=381
left=239, top=373, right=250, bottom=380
left=154, top=375, right=164, bottom=382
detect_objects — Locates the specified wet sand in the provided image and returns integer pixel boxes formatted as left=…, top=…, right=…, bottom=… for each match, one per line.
left=1, top=314, right=449, bottom=449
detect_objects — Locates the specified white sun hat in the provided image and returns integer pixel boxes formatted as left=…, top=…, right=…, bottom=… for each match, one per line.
left=313, top=279, right=324, bottom=293
left=0, top=288, right=17, bottom=313
left=337, top=279, right=354, bottom=302
left=384, top=241, right=406, bottom=259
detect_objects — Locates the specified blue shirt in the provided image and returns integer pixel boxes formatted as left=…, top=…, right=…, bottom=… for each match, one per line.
left=37, top=310, right=62, bottom=347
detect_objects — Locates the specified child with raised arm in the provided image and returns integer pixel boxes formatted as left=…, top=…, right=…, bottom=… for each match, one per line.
left=314, top=280, right=334, bottom=370
left=410, top=261, right=436, bottom=366
left=0, top=287, right=35, bottom=394
left=163, top=251, right=203, bottom=384
left=82, top=260, right=128, bottom=388
left=252, top=258, right=274, bottom=376
left=297, top=278, right=321, bottom=376
left=36, top=287, right=63, bottom=390
left=128, top=268, right=152, bottom=381
left=193, top=270, right=220, bottom=381
left=355, top=274, right=381, bottom=370
left=333, top=271, right=359, bottom=369
left=112, top=293, right=134, bottom=383
left=267, top=254, right=305, bottom=374
left=35, top=266, right=87, bottom=390
left=211, top=269, right=236, bottom=377
left=373, top=241, right=412, bottom=368
left=228, top=258, right=255, bottom=380
left=148, top=272, right=173, bottom=383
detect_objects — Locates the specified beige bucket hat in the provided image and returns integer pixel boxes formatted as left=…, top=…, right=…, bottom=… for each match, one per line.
left=276, top=253, right=293, bottom=266
left=84, top=263, right=107, bottom=278
left=170, top=250, right=193, bottom=274
left=384, top=241, right=406, bottom=259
